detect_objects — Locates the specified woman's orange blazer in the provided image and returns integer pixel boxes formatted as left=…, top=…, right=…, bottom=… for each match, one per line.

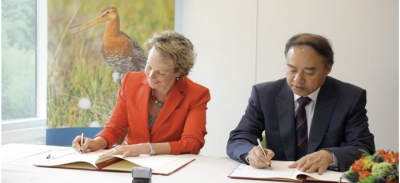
left=97, top=72, right=211, bottom=155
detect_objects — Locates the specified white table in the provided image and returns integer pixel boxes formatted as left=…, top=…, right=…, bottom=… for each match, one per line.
left=1, top=143, right=291, bottom=183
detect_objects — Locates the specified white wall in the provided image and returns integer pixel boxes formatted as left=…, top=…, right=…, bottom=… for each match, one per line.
left=176, top=0, right=399, bottom=157
left=176, top=0, right=258, bottom=156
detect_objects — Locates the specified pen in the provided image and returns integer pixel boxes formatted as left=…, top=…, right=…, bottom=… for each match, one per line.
left=80, top=133, right=84, bottom=153
left=257, top=138, right=272, bottom=170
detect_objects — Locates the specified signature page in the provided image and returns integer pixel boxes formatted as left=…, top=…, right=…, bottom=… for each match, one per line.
left=229, top=161, right=298, bottom=181
left=34, top=149, right=112, bottom=169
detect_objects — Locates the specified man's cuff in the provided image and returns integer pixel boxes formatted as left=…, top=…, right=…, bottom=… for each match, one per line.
left=328, top=152, right=338, bottom=171
left=240, top=153, right=250, bottom=165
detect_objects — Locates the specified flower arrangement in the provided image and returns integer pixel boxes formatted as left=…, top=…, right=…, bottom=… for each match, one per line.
left=340, top=149, right=399, bottom=183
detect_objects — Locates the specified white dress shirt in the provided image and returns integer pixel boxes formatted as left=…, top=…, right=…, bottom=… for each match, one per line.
left=293, top=88, right=320, bottom=136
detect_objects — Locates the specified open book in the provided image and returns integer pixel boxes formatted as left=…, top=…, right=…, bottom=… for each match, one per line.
left=33, top=149, right=194, bottom=175
left=228, top=161, right=347, bottom=182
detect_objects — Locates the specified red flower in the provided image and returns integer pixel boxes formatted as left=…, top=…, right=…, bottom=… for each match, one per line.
left=387, top=176, right=399, bottom=183
left=358, top=170, right=371, bottom=180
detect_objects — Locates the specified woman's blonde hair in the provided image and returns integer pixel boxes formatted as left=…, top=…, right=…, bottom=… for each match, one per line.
left=144, top=30, right=196, bottom=78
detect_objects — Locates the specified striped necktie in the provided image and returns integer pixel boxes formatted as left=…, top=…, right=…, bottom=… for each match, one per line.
left=295, top=97, right=311, bottom=160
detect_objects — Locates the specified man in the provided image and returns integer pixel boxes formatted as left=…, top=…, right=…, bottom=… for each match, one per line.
left=226, top=33, right=375, bottom=174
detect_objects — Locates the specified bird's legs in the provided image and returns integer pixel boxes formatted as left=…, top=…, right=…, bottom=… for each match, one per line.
left=112, top=71, right=124, bottom=85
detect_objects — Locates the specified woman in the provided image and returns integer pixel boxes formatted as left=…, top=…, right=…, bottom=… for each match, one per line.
left=72, top=30, right=211, bottom=157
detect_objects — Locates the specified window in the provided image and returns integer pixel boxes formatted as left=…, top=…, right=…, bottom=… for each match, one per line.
left=1, top=0, right=47, bottom=144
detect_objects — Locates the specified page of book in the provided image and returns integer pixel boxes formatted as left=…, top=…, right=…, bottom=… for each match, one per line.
left=229, top=161, right=298, bottom=181
left=103, top=156, right=195, bottom=175
left=229, top=161, right=347, bottom=182
left=34, top=149, right=113, bottom=169
left=34, top=149, right=195, bottom=175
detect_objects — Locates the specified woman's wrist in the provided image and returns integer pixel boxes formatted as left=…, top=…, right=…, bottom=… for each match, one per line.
left=93, top=136, right=108, bottom=150
left=141, top=143, right=152, bottom=154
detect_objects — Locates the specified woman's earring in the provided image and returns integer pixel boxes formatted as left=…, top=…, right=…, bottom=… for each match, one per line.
left=176, top=76, right=180, bottom=81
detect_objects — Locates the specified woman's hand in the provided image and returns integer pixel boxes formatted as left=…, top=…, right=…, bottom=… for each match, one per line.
left=72, top=136, right=107, bottom=153
left=100, top=143, right=150, bottom=158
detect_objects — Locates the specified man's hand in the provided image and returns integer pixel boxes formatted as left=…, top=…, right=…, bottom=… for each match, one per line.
left=248, top=146, right=275, bottom=169
left=289, top=150, right=333, bottom=175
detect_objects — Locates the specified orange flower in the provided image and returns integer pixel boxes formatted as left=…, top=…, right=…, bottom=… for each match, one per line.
left=377, top=149, right=388, bottom=156
left=352, top=156, right=366, bottom=172
left=358, top=170, right=371, bottom=180
left=383, top=152, right=399, bottom=165
left=342, top=149, right=399, bottom=183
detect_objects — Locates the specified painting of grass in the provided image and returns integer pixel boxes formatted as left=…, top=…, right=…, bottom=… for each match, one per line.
left=47, top=0, right=175, bottom=127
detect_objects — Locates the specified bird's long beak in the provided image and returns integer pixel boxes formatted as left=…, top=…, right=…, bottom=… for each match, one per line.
left=70, top=16, right=103, bottom=35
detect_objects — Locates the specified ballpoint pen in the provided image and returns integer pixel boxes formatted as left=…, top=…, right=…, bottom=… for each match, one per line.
left=80, top=133, right=84, bottom=153
left=257, top=138, right=272, bottom=170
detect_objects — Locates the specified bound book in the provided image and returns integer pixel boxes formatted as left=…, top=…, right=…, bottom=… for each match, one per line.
left=33, top=149, right=194, bottom=175
left=228, top=161, right=347, bottom=182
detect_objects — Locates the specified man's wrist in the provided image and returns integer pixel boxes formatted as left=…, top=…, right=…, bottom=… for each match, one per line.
left=320, top=149, right=334, bottom=164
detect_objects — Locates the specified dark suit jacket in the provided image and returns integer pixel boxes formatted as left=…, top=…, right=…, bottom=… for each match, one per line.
left=226, top=76, right=375, bottom=172
left=97, top=72, right=211, bottom=155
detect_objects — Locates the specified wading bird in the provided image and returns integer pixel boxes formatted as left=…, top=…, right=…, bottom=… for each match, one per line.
left=71, top=7, right=147, bottom=84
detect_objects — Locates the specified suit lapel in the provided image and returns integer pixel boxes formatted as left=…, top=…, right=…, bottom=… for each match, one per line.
left=138, top=76, right=151, bottom=140
left=308, top=77, right=337, bottom=153
left=277, top=82, right=297, bottom=160
left=151, top=78, right=187, bottom=134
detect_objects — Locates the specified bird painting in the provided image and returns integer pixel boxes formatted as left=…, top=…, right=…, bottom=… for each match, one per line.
left=71, top=7, right=147, bottom=84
